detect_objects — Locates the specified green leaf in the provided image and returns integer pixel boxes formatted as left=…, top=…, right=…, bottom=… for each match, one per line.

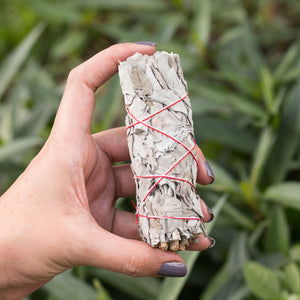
left=263, top=182, right=300, bottom=210
left=0, top=137, right=43, bottom=162
left=200, top=262, right=230, bottom=300
left=248, top=220, right=268, bottom=250
left=199, top=160, right=240, bottom=194
left=92, top=278, right=114, bottom=300
left=29, top=2, right=82, bottom=24
left=200, top=232, right=249, bottom=300
left=44, top=272, right=99, bottom=300
left=286, top=295, right=300, bottom=300
left=1, top=58, right=59, bottom=139
left=229, top=286, right=251, bottom=300
left=157, top=195, right=227, bottom=300
left=191, top=0, right=211, bottom=52
left=275, top=41, right=300, bottom=83
left=204, top=67, right=257, bottom=101
left=265, top=79, right=300, bottom=184
left=264, top=205, right=290, bottom=256
left=0, top=102, right=14, bottom=143
left=194, top=115, right=256, bottom=153
left=96, top=75, right=123, bottom=131
left=222, top=202, right=256, bottom=230
left=259, top=67, right=274, bottom=114
left=89, top=268, right=160, bottom=300
left=69, top=0, right=167, bottom=11
left=51, top=31, right=86, bottom=59
left=15, top=103, right=54, bottom=138
left=290, top=244, right=300, bottom=263
left=0, top=23, right=44, bottom=99
left=217, top=23, right=264, bottom=82
left=243, top=262, right=282, bottom=299
left=192, top=82, right=265, bottom=119
left=257, top=253, right=289, bottom=270
left=250, top=126, right=276, bottom=190
left=284, top=263, right=300, bottom=293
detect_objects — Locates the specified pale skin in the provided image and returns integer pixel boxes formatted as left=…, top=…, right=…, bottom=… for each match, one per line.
left=0, top=43, right=214, bottom=300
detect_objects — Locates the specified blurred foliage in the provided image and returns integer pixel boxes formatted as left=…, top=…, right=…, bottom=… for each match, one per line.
left=1, top=0, right=300, bottom=299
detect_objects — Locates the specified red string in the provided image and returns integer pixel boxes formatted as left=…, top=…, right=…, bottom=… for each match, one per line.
left=138, top=141, right=196, bottom=203
left=126, top=109, right=198, bottom=164
left=132, top=200, right=202, bottom=224
left=127, top=93, right=189, bottom=128
left=131, top=200, right=139, bottom=224
left=138, top=214, right=202, bottom=221
left=127, top=92, right=200, bottom=223
left=135, top=175, right=196, bottom=190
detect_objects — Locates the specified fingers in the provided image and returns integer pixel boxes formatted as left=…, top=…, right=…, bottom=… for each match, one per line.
left=110, top=147, right=214, bottom=199
left=53, top=43, right=156, bottom=135
left=112, top=209, right=140, bottom=240
left=93, top=125, right=214, bottom=187
left=200, top=198, right=214, bottom=223
left=112, top=165, right=215, bottom=216
left=95, top=127, right=214, bottom=185
left=195, top=145, right=215, bottom=185
left=93, top=127, right=136, bottom=198
left=97, top=128, right=215, bottom=204
left=78, top=221, right=185, bottom=277
left=185, top=234, right=215, bottom=251
left=113, top=164, right=136, bottom=198
left=94, top=127, right=214, bottom=187
left=111, top=198, right=214, bottom=247
left=94, top=127, right=130, bottom=163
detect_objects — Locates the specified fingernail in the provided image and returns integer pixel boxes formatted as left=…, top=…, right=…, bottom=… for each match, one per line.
left=134, top=41, right=156, bottom=47
left=207, top=207, right=214, bottom=223
left=205, top=160, right=215, bottom=183
left=208, top=236, right=216, bottom=248
left=158, top=262, right=187, bottom=277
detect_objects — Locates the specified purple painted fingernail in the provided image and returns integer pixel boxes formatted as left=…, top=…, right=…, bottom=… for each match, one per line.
left=208, top=236, right=216, bottom=248
left=205, top=160, right=215, bottom=183
left=207, top=207, right=214, bottom=223
left=134, top=41, right=156, bottom=47
left=158, top=262, right=187, bottom=277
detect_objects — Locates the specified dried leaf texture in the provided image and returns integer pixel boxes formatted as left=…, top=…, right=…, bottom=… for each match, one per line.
left=119, top=51, right=205, bottom=251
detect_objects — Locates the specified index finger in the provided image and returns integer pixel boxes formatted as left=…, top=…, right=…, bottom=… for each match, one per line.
left=53, top=43, right=157, bottom=135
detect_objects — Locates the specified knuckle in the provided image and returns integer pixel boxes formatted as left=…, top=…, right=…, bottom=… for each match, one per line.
left=120, top=250, right=147, bottom=277
left=67, top=66, right=83, bottom=85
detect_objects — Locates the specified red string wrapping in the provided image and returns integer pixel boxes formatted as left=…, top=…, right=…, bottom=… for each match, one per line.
left=126, top=92, right=202, bottom=224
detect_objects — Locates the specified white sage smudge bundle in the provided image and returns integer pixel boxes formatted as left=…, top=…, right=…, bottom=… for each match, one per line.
left=118, top=51, right=206, bottom=251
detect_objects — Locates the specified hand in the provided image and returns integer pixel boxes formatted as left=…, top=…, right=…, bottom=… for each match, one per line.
left=0, top=43, right=215, bottom=300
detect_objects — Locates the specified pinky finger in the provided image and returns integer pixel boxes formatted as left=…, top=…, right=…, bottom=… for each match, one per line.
left=185, top=234, right=215, bottom=251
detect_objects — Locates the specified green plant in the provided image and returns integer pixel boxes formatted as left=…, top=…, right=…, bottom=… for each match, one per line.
left=1, top=0, right=300, bottom=299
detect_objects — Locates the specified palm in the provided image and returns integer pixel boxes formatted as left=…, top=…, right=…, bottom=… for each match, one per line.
left=86, top=136, right=117, bottom=231
left=74, top=128, right=132, bottom=234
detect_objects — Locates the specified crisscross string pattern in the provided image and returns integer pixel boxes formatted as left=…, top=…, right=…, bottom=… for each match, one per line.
left=126, top=92, right=202, bottom=224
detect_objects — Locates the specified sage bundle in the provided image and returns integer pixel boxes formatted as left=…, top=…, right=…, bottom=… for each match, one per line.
left=118, top=51, right=206, bottom=251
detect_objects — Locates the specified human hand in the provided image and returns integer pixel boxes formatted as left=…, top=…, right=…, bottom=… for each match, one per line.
left=0, top=43, right=215, bottom=300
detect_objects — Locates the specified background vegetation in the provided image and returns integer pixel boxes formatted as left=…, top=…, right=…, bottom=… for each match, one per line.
left=1, top=0, right=300, bottom=299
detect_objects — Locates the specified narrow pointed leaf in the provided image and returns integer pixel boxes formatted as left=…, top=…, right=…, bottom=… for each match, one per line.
left=284, top=263, right=300, bottom=293
left=89, top=268, right=160, bottom=300
left=44, top=272, right=99, bottom=300
left=157, top=195, right=226, bottom=300
left=0, top=137, right=43, bottom=162
left=266, top=78, right=300, bottom=184
left=264, top=205, right=290, bottom=256
left=243, top=262, right=282, bottom=299
left=263, top=182, right=300, bottom=210
left=0, top=23, right=44, bottom=99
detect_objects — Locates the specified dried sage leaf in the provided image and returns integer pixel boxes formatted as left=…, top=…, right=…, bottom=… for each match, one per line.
left=119, top=51, right=206, bottom=251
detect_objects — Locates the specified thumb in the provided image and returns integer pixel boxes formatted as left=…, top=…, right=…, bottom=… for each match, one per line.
left=53, top=43, right=156, bottom=136
left=77, top=222, right=187, bottom=277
